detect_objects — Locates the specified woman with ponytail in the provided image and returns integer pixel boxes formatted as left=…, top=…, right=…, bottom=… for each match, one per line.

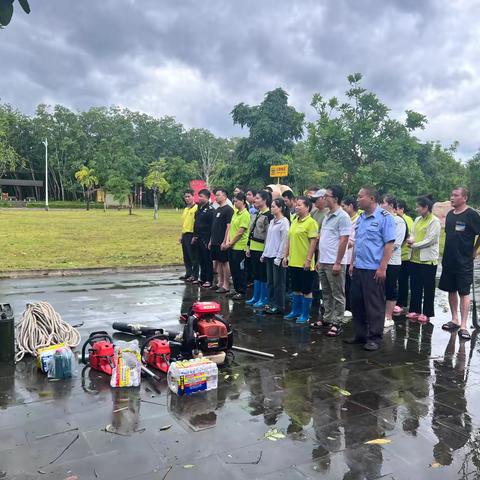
left=261, top=198, right=290, bottom=314
left=245, top=190, right=273, bottom=308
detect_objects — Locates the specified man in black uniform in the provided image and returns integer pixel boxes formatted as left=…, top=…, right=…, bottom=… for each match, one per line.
left=439, top=187, right=480, bottom=340
left=209, top=188, right=234, bottom=293
left=193, top=189, right=214, bottom=288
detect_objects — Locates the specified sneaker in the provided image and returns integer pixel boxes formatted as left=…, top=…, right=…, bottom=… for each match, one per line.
left=344, top=310, right=353, bottom=318
left=364, top=341, right=380, bottom=351
left=384, top=318, right=395, bottom=329
left=393, top=306, right=403, bottom=316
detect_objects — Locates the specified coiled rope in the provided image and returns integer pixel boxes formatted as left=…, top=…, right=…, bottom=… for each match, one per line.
left=15, top=302, right=81, bottom=362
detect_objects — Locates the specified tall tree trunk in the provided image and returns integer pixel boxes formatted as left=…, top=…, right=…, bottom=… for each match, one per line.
left=128, top=194, right=133, bottom=215
left=86, top=190, right=90, bottom=211
left=153, top=189, right=158, bottom=220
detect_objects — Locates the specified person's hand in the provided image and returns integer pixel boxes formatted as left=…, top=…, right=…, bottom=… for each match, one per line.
left=245, top=248, right=251, bottom=258
left=374, top=266, right=387, bottom=284
left=191, top=237, right=197, bottom=245
left=274, top=257, right=282, bottom=267
left=220, top=242, right=227, bottom=251
left=332, top=262, right=341, bottom=276
left=474, top=247, right=479, bottom=259
left=303, top=259, right=311, bottom=270
left=315, top=261, right=321, bottom=272
left=349, top=264, right=354, bottom=277
left=282, top=257, right=289, bottom=268
left=407, top=237, right=414, bottom=246
left=208, top=241, right=211, bottom=250
left=260, top=255, right=265, bottom=263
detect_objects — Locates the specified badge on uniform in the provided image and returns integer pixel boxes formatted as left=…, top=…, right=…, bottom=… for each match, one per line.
left=455, top=222, right=466, bottom=232
left=372, top=222, right=379, bottom=227
left=216, top=212, right=221, bottom=218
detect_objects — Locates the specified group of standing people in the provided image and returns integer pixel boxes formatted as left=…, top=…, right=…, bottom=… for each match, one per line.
left=180, top=184, right=480, bottom=350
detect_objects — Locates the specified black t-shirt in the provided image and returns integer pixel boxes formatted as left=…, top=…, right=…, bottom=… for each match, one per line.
left=194, top=203, right=214, bottom=240
left=443, top=207, right=480, bottom=270
left=210, top=205, right=234, bottom=246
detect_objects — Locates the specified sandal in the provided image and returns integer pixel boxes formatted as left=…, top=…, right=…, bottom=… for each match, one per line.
left=458, top=329, right=471, bottom=341
left=417, top=314, right=429, bottom=324
left=406, top=312, right=419, bottom=320
left=326, top=325, right=343, bottom=337
left=442, top=321, right=460, bottom=331
left=201, top=282, right=212, bottom=288
left=309, top=320, right=327, bottom=329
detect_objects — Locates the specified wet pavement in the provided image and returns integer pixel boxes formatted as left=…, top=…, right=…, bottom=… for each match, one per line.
left=1, top=268, right=480, bottom=479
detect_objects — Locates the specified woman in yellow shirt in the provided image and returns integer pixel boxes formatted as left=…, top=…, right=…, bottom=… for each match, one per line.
left=283, top=197, right=319, bottom=323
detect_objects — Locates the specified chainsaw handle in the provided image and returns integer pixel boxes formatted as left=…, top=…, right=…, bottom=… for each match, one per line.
left=81, top=331, right=113, bottom=364
left=140, top=333, right=170, bottom=359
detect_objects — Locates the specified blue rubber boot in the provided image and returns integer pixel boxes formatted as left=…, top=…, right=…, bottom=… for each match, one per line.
left=253, top=282, right=269, bottom=308
left=296, top=296, right=313, bottom=324
left=284, top=293, right=302, bottom=320
left=245, top=280, right=261, bottom=305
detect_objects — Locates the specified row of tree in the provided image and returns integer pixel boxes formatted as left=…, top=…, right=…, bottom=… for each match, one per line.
left=1, top=73, right=479, bottom=211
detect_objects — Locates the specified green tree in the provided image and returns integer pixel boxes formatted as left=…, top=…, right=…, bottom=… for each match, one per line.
left=231, top=88, right=305, bottom=185
left=106, top=175, right=132, bottom=214
left=0, top=0, right=30, bottom=27
left=144, top=159, right=170, bottom=220
left=467, top=151, right=480, bottom=207
left=163, top=156, right=198, bottom=207
left=74, top=166, right=98, bottom=211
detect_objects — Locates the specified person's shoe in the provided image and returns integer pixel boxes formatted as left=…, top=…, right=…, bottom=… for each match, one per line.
left=384, top=318, right=395, bottom=329
left=406, top=312, right=419, bottom=321
left=364, top=341, right=380, bottom=351
left=344, top=310, right=353, bottom=318
left=216, top=287, right=229, bottom=294
left=185, top=276, right=195, bottom=283
left=417, top=314, right=429, bottom=323
left=284, top=294, right=303, bottom=320
left=210, top=284, right=219, bottom=290
left=264, top=307, right=282, bottom=315
left=296, top=297, right=313, bottom=324
left=232, top=293, right=246, bottom=301
left=253, top=282, right=269, bottom=308
left=246, top=280, right=261, bottom=305
left=393, top=306, right=404, bottom=316
left=343, top=336, right=365, bottom=345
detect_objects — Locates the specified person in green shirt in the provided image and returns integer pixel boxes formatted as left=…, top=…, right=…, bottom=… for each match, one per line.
left=283, top=196, right=319, bottom=323
left=394, top=199, right=414, bottom=315
left=245, top=190, right=273, bottom=308
left=225, top=193, right=251, bottom=300
left=406, top=196, right=441, bottom=323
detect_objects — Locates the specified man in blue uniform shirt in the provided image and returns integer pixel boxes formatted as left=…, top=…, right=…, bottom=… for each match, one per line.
left=345, top=185, right=396, bottom=351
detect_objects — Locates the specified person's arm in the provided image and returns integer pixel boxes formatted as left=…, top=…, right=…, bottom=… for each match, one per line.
left=411, top=219, right=441, bottom=249
left=472, top=210, right=480, bottom=258
left=275, top=221, right=289, bottom=265
left=332, top=236, right=349, bottom=275
left=393, top=220, right=406, bottom=252
left=349, top=244, right=355, bottom=276
left=375, top=241, right=394, bottom=283
left=282, top=238, right=290, bottom=267
left=228, top=227, right=246, bottom=248
left=221, top=224, right=231, bottom=250
left=304, top=237, right=317, bottom=270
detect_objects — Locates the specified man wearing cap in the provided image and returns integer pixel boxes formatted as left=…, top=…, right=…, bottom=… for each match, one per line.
left=345, top=185, right=396, bottom=351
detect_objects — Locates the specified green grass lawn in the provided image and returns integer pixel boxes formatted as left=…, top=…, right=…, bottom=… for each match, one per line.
left=0, top=208, right=183, bottom=271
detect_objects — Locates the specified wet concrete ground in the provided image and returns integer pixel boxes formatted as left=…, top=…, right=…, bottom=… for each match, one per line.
left=1, top=268, right=480, bottom=479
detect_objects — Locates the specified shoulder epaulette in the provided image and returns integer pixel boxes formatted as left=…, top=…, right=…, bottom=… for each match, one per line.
left=381, top=209, right=390, bottom=216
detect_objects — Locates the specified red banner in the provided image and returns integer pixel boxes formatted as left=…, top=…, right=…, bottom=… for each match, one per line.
left=190, top=180, right=215, bottom=202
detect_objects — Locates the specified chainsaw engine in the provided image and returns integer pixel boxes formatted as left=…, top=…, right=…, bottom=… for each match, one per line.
left=141, top=334, right=171, bottom=373
left=181, top=302, right=233, bottom=355
left=81, top=331, right=115, bottom=375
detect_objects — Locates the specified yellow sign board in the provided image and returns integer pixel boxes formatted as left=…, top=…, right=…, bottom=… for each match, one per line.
left=270, top=164, right=289, bottom=178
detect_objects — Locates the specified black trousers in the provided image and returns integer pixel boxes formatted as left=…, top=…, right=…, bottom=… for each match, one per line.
left=181, top=233, right=199, bottom=279
left=196, top=237, right=213, bottom=283
left=351, top=268, right=386, bottom=345
left=345, top=265, right=352, bottom=311
left=397, top=260, right=411, bottom=308
left=409, top=262, right=437, bottom=317
left=251, top=250, right=267, bottom=282
left=229, top=249, right=247, bottom=294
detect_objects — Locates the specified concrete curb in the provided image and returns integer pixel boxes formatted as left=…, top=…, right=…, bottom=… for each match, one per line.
left=0, top=264, right=183, bottom=279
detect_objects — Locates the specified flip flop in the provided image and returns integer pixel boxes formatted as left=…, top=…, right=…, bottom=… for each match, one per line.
left=417, top=314, right=429, bottom=324
left=442, top=321, right=460, bottom=331
left=458, top=329, right=471, bottom=341
left=326, top=325, right=343, bottom=337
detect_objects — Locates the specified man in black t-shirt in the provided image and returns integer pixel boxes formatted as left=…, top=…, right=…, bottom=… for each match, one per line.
left=439, top=187, right=480, bottom=339
left=209, top=188, right=234, bottom=293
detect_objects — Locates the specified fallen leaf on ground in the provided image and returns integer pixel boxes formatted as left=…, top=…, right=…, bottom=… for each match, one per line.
left=264, top=428, right=286, bottom=441
left=183, top=465, right=195, bottom=469
left=159, top=425, right=172, bottom=431
left=327, top=384, right=351, bottom=396
left=364, top=438, right=391, bottom=445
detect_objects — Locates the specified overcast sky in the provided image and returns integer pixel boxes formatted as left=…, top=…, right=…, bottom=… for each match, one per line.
left=1, top=0, right=479, bottom=158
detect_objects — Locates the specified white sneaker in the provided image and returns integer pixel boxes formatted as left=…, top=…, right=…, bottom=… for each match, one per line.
left=384, top=318, right=395, bottom=329
left=344, top=310, right=353, bottom=318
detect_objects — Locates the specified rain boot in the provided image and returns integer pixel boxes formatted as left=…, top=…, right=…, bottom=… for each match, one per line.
left=284, top=294, right=302, bottom=320
left=245, top=280, right=261, bottom=305
left=253, top=282, right=269, bottom=308
left=296, top=296, right=313, bottom=324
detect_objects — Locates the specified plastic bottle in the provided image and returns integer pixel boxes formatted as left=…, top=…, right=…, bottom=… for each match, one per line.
left=167, top=358, right=218, bottom=396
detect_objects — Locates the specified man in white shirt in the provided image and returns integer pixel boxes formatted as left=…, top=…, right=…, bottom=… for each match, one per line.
left=316, top=185, right=352, bottom=337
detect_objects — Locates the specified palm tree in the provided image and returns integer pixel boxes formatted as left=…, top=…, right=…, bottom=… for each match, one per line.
left=75, top=166, right=98, bottom=211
